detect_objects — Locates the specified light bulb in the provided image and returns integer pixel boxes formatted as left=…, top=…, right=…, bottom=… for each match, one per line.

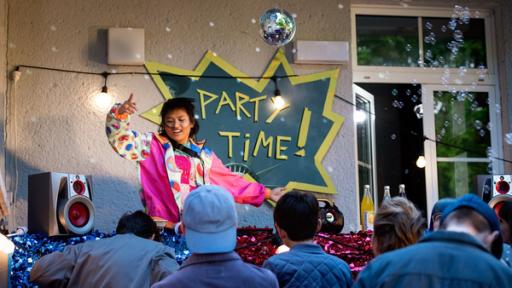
left=94, top=86, right=114, bottom=112
left=354, top=110, right=367, bottom=123
left=416, top=155, right=426, bottom=168
left=276, top=244, right=290, bottom=254
left=272, top=96, right=286, bottom=109
left=0, top=234, right=14, bottom=254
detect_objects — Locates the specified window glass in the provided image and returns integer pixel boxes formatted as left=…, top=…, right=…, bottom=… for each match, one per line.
left=356, top=98, right=372, bottom=164
left=437, top=162, right=490, bottom=198
left=423, top=17, right=486, bottom=68
left=356, top=15, right=419, bottom=67
left=356, top=95, right=375, bottom=212
left=434, top=91, right=490, bottom=158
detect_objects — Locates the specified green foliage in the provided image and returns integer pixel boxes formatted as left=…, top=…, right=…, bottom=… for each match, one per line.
left=435, top=91, right=491, bottom=197
left=434, top=91, right=490, bottom=158
left=357, top=35, right=419, bottom=66
left=425, top=39, right=486, bottom=68
left=437, top=162, right=488, bottom=198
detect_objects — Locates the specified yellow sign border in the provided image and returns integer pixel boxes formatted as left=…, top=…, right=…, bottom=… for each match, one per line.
left=143, top=49, right=344, bottom=194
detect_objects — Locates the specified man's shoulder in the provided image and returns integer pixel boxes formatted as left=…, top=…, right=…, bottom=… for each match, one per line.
left=266, top=246, right=348, bottom=265
left=264, top=249, right=350, bottom=278
left=168, top=259, right=277, bottom=286
left=239, top=260, right=276, bottom=276
left=89, top=234, right=170, bottom=252
left=359, top=238, right=510, bottom=279
left=236, top=262, right=278, bottom=285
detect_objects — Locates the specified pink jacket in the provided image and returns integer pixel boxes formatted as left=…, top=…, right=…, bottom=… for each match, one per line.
left=106, top=104, right=268, bottom=222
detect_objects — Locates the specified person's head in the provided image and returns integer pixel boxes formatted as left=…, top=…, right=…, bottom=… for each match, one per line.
left=429, top=198, right=456, bottom=231
left=182, top=185, right=237, bottom=254
left=116, top=210, right=159, bottom=241
left=440, top=194, right=502, bottom=258
left=494, top=201, right=512, bottom=244
left=372, top=197, right=425, bottom=256
left=273, top=190, right=321, bottom=246
left=159, top=97, right=199, bottom=144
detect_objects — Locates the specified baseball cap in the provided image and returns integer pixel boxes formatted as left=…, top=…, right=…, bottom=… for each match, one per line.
left=183, top=185, right=238, bottom=253
left=441, top=194, right=501, bottom=232
left=429, top=198, right=456, bottom=231
left=441, top=194, right=503, bottom=258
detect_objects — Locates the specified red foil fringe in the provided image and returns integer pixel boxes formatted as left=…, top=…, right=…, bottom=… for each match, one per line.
left=236, top=227, right=374, bottom=278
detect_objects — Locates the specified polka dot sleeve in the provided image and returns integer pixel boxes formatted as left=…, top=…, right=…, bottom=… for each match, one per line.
left=106, top=103, right=152, bottom=161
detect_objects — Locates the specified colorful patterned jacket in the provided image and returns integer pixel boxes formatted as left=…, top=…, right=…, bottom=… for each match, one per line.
left=106, top=104, right=269, bottom=223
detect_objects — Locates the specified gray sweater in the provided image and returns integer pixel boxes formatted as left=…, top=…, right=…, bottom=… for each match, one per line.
left=152, top=252, right=278, bottom=288
left=30, top=233, right=179, bottom=288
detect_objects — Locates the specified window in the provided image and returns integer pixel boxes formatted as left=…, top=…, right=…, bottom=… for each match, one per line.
left=423, top=85, right=501, bottom=211
left=423, top=17, right=486, bottom=68
left=352, top=5, right=501, bottom=216
left=353, top=7, right=492, bottom=72
left=356, top=15, right=419, bottom=67
left=435, top=90, right=492, bottom=198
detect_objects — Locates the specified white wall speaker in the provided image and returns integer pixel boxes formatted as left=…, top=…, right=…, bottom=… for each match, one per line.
left=108, top=28, right=145, bottom=65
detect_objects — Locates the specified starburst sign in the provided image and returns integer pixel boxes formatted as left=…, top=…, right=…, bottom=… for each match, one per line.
left=142, top=49, right=344, bottom=194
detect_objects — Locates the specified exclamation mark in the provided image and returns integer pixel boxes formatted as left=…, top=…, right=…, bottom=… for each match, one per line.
left=295, top=107, right=311, bottom=157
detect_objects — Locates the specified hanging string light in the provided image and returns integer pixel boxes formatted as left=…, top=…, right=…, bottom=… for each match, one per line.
left=416, top=155, right=426, bottom=168
left=11, top=65, right=512, bottom=165
left=271, top=76, right=286, bottom=109
left=93, top=72, right=114, bottom=112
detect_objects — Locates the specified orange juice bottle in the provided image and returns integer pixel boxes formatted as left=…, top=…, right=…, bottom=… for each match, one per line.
left=361, top=184, right=375, bottom=230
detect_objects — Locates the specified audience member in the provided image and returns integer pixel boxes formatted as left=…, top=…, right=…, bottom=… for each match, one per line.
left=30, top=210, right=179, bottom=288
left=354, top=194, right=512, bottom=287
left=372, top=197, right=425, bottom=256
left=494, top=200, right=512, bottom=267
left=152, top=185, right=278, bottom=288
left=263, top=191, right=352, bottom=288
left=428, top=197, right=456, bottom=232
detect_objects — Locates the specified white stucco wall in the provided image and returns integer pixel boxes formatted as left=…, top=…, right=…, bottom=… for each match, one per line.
left=3, top=0, right=358, bottom=232
left=0, top=0, right=8, bottom=217
left=2, top=0, right=511, bottom=233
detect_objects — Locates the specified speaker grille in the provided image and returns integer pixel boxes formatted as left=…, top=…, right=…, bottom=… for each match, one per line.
left=72, top=180, right=86, bottom=195
left=68, top=202, right=90, bottom=227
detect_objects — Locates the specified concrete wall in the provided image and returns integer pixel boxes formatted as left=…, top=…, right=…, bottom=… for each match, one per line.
left=0, top=0, right=8, bottom=218
left=3, top=0, right=357, bottom=232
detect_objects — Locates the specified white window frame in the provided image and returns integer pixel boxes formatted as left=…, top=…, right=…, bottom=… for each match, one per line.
left=351, top=4, right=502, bottom=217
left=353, top=84, right=378, bottom=228
left=351, top=5, right=498, bottom=86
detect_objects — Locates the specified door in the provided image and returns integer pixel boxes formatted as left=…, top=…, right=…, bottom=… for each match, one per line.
left=422, top=85, right=502, bottom=216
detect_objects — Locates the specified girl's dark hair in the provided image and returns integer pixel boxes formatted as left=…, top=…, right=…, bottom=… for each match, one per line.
left=159, top=97, right=199, bottom=140
left=274, top=190, right=319, bottom=241
left=116, top=210, right=160, bottom=242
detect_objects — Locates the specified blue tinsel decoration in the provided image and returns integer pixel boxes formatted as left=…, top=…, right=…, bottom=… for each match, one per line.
left=9, top=231, right=189, bottom=287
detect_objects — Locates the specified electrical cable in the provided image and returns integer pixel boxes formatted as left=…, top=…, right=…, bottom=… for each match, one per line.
left=339, top=91, right=512, bottom=165
left=12, top=64, right=512, bottom=165
left=15, top=64, right=297, bottom=79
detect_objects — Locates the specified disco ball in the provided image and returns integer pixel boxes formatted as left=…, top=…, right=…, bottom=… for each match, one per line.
left=259, top=8, right=296, bottom=46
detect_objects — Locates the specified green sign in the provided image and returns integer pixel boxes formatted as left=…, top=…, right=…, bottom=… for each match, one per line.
left=143, top=49, right=344, bottom=194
